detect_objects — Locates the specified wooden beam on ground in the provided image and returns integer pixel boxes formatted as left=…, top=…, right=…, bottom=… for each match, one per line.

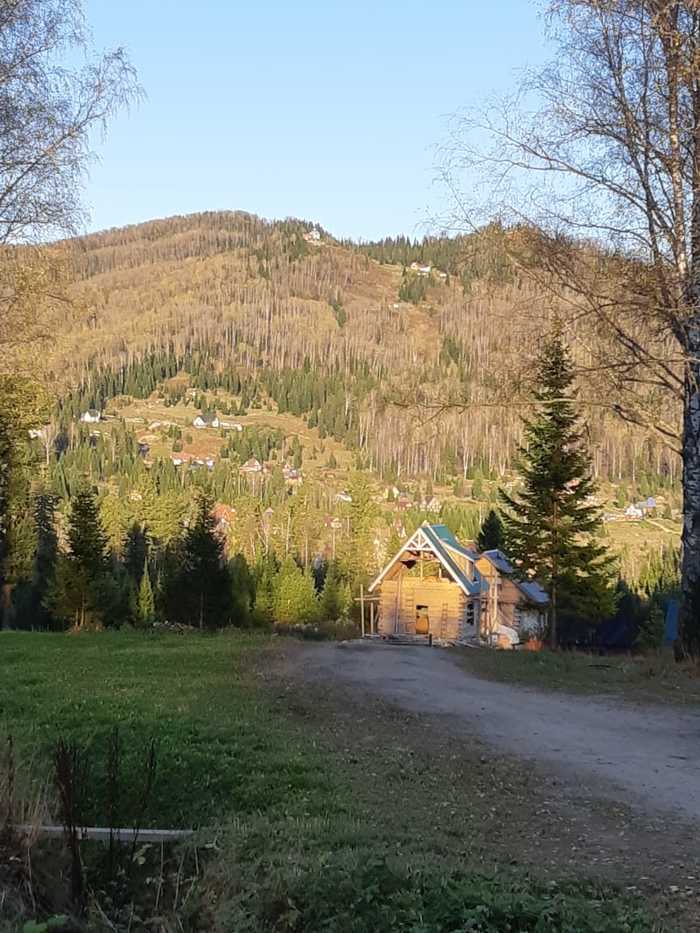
left=16, top=824, right=194, bottom=843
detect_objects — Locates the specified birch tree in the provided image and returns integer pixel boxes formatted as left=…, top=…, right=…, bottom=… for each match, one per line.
left=442, top=0, right=700, bottom=655
left=0, top=0, right=139, bottom=616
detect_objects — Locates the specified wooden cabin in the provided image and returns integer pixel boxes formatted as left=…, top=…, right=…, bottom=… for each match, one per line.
left=369, top=524, right=549, bottom=647
left=368, top=524, right=485, bottom=644
left=476, top=549, right=549, bottom=647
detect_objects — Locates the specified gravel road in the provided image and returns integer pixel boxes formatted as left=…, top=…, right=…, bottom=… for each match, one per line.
left=298, top=641, right=700, bottom=823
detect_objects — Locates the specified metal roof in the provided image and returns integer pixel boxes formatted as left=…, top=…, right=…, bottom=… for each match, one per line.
left=517, top=580, right=549, bottom=606
left=482, top=549, right=515, bottom=574
left=482, top=550, right=549, bottom=605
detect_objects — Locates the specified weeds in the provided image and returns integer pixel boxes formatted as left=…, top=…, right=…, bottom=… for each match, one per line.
left=458, top=646, right=700, bottom=705
left=208, top=813, right=656, bottom=933
left=0, top=631, right=667, bottom=931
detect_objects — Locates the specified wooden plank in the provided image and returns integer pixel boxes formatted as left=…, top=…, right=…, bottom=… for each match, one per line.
left=15, top=824, right=194, bottom=843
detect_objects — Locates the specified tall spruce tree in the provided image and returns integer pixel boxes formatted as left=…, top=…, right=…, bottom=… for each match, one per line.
left=477, top=509, right=505, bottom=552
left=318, top=559, right=349, bottom=621
left=137, top=558, right=155, bottom=626
left=500, top=333, right=614, bottom=647
left=29, top=493, right=59, bottom=629
left=253, top=554, right=278, bottom=626
left=230, top=552, right=255, bottom=627
left=124, top=522, right=149, bottom=584
left=169, top=494, right=233, bottom=629
left=47, top=486, right=113, bottom=629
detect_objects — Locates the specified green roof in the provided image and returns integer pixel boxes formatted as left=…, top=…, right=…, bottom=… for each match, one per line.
left=419, top=524, right=483, bottom=596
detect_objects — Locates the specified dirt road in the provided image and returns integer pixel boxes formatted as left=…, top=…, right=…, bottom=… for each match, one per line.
left=298, top=641, right=700, bottom=824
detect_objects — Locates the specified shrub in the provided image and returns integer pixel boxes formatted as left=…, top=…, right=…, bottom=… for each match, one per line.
left=209, top=816, right=652, bottom=933
left=636, top=605, right=665, bottom=654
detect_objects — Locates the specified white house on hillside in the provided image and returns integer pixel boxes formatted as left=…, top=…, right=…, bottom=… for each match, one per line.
left=193, top=413, right=220, bottom=429
left=80, top=409, right=102, bottom=424
left=240, top=457, right=263, bottom=474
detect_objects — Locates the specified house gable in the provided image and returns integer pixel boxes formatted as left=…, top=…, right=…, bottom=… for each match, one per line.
left=369, top=522, right=484, bottom=598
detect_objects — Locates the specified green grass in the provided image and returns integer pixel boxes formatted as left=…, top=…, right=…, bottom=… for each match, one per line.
left=0, top=631, right=667, bottom=931
left=457, top=645, right=700, bottom=705
left=0, top=630, right=326, bottom=828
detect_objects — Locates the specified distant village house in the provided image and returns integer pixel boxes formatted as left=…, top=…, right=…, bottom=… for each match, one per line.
left=240, top=457, right=263, bottom=474
left=80, top=409, right=102, bottom=424
left=193, top=412, right=220, bottom=429
left=283, top=464, right=302, bottom=484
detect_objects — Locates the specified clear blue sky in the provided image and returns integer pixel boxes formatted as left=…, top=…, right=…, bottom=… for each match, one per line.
left=84, top=1, right=549, bottom=241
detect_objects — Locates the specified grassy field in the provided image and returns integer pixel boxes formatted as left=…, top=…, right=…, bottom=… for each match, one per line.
left=0, top=630, right=682, bottom=931
left=457, top=645, right=700, bottom=706
left=0, top=630, right=323, bottom=828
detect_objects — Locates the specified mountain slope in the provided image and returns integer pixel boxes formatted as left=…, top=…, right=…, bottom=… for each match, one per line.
left=47, top=210, right=677, bottom=485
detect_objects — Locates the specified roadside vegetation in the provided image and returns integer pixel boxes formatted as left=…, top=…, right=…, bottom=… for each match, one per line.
left=457, top=647, right=700, bottom=706
left=1, top=630, right=670, bottom=931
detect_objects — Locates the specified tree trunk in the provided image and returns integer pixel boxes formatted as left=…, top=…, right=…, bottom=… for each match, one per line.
left=549, top=579, right=557, bottom=651
left=1, top=582, right=13, bottom=629
left=680, top=338, right=700, bottom=656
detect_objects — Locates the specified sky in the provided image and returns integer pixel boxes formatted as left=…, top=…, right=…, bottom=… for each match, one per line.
left=83, top=1, right=550, bottom=242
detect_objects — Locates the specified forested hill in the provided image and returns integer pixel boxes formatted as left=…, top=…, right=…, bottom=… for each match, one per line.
left=48, top=210, right=675, bottom=485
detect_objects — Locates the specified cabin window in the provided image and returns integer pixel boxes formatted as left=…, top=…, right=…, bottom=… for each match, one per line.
left=465, top=601, right=475, bottom=626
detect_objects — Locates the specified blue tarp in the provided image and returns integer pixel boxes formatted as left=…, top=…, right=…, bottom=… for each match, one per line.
left=665, top=599, right=680, bottom=644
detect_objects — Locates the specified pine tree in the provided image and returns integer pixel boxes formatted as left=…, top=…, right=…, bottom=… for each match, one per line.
left=29, top=493, right=59, bottom=629
left=47, top=486, right=114, bottom=629
left=385, top=526, right=403, bottom=562
left=230, top=552, right=255, bottom=626
left=167, top=493, right=233, bottom=629
left=68, top=488, right=110, bottom=577
left=318, top=560, right=349, bottom=621
left=137, top=558, right=155, bottom=625
left=477, top=509, right=505, bottom=552
left=0, top=402, right=35, bottom=626
left=500, top=333, right=615, bottom=647
left=0, top=386, right=39, bottom=625
left=340, top=472, right=377, bottom=585
left=274, top=557, right=319, bottom=625
left=124, top=522, right=149, bottom=584
left=253, top=555, right=278, bottom=626
left=636, top=603, right=665, bottom=654
left=100, top=490, right=134, bottom=551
